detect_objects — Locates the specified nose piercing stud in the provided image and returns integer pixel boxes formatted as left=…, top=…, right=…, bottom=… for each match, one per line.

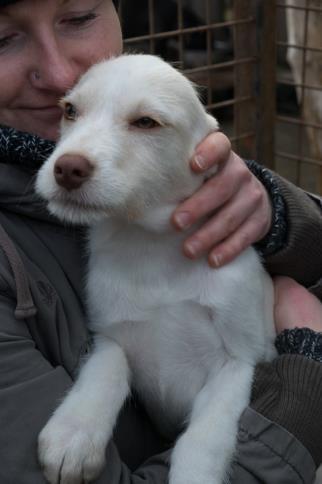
left=33, top=71, right=41, bottom=80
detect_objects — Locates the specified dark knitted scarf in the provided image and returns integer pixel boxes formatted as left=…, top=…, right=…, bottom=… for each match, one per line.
left=0, top=124, right=55, bottom=170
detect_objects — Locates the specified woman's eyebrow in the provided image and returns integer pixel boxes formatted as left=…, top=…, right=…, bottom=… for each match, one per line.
left=59, top=0, right=97, bottom=8
left=60, top=0, right=79, bottom=5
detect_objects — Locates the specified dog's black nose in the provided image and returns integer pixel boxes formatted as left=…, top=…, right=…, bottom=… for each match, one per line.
left=54, top=154, right=94, bottom=191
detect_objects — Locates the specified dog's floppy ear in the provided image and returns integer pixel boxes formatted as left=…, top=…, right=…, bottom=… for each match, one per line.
left=206, top=113, right=219, bottom=133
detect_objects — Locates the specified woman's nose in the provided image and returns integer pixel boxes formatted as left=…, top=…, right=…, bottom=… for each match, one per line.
left=30, top=38, right=80, bottom=93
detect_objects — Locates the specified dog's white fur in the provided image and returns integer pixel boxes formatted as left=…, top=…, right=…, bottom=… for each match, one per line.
left=36, top=54, right=275, bottom=484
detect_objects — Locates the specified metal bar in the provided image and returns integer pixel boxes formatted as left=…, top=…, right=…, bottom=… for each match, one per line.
left=124, top=17, right=255, bottom=44
left=207, top=96, right=254, bottom=110
left=276, top=151, right=322, bottom=168
left=277, top=79, right=322, bottom=92
left=148, top=0, right=155, bottom=54
left=277, top=115, right=322, bottom=131
left=277, top=41, right=322, bottom=54
left=296, top=0, right=310, bottom=186
left=232, top=0, right=257, bottom=160
left=177, top=0, right=184, bottom=66
left=183, top=56, right=257, bottom=75
left=276, top=3, right=322, bottom=14
left=206, top=0, right=213, bottom=106
left=230, top=132, right=256, bottom=143
left=255, top=0, right=277, bottom=169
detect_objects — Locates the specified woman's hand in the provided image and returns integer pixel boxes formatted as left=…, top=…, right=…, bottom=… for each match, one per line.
left=274, top=276, right=322, bottom=334
left=172, top=132, right=272, bottom=267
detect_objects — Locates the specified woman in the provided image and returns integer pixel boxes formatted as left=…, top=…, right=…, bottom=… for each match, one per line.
left=0, top=1, right=322, bottom=483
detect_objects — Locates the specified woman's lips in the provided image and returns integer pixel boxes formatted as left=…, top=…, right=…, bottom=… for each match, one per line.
left=26, top=106, right=63, bottom=118
left=14, top=105, right=63, bottom=122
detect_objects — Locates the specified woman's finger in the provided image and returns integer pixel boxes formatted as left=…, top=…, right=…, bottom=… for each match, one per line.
left=190, top=131, right=232, bottom=173
left=172, top=152, right=249, bottom=230
left=182, top=185, right=261, bottom=259
left=206, top=216, right=270, bottom=268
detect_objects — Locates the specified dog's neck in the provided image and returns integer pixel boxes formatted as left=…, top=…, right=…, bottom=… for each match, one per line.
left=90, top=203, right=200, bottom=268
left=134, top=204, right=178, bottom=234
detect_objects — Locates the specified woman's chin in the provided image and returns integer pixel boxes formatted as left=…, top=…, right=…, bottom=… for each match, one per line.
left=38, top=126, right=60, bottom=142
left=25, top=120, right=60, bottom=141
left=21, top=123, right=59, bottom=142
left=1, top=111, right=61, bottom=141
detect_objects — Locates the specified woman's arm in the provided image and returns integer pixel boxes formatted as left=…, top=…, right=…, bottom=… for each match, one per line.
left=233, top=278, right=322, bottom=484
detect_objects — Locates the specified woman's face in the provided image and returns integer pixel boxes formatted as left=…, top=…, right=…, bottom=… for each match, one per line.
left=0, top=0, right=122, bottom=140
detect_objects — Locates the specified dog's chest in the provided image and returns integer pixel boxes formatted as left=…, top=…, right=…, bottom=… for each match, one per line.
left=101, top=301, right=224, bottom=434
left=86, top=227, right=229, bottom=427
left=86, top=223, right=273, bottom=431
left=87, top=223, right=204, bottom=325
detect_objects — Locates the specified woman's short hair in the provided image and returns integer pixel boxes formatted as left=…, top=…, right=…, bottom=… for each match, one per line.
left=0, top=0, right=119, bottom=7
left=0, top=0, right=21, bottom=5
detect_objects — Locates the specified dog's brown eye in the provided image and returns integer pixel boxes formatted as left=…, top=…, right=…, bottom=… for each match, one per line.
left=64, top=102, right=77, bottom=121
left=131, top=117, right=160, bottom=129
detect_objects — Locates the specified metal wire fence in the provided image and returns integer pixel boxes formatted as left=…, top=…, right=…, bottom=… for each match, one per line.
left=118, top=0, right=322, bottom=195
left=276, top=0, right=322, bottom=194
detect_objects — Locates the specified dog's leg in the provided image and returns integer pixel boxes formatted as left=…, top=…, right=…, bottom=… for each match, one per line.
left=38, top=335, right=130, bottom=484
left=169, top=359, right=254, bottom=484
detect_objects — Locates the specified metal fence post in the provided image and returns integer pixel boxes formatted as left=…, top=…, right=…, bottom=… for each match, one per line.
left=255, top=0, right=277, bottom=169
left=233, top=0, right=257, bottom=160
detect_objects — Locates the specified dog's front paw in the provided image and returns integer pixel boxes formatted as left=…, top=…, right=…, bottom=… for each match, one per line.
left=38, top=415, right=107, bottom=484
left=169, top=432, right=225, bottom=484
left=170, top=461, right=221, bottom=484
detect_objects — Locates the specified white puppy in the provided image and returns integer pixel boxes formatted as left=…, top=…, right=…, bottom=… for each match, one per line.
left=36, top=54, right=275, bottom=484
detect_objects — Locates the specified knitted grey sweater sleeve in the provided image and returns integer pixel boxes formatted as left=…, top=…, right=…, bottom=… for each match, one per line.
left=247, top=161, right=322, bottom=289
left=245, top=160, right=288, bottom=257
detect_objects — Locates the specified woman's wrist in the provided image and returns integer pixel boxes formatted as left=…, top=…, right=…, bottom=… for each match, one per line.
left=275, top=327, right=322, bottom=363
left=245, top=160, right=288, bottom=257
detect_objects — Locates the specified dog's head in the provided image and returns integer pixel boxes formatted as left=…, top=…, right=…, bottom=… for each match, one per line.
left=36, top=54, right=218, bottom=229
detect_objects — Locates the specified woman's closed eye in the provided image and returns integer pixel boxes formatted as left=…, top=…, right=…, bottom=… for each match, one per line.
left=0, top=13, right=99, bottom=53
left=59, top=12, right=99, bottom=30
left=0, top=33, right=19, bottom=52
